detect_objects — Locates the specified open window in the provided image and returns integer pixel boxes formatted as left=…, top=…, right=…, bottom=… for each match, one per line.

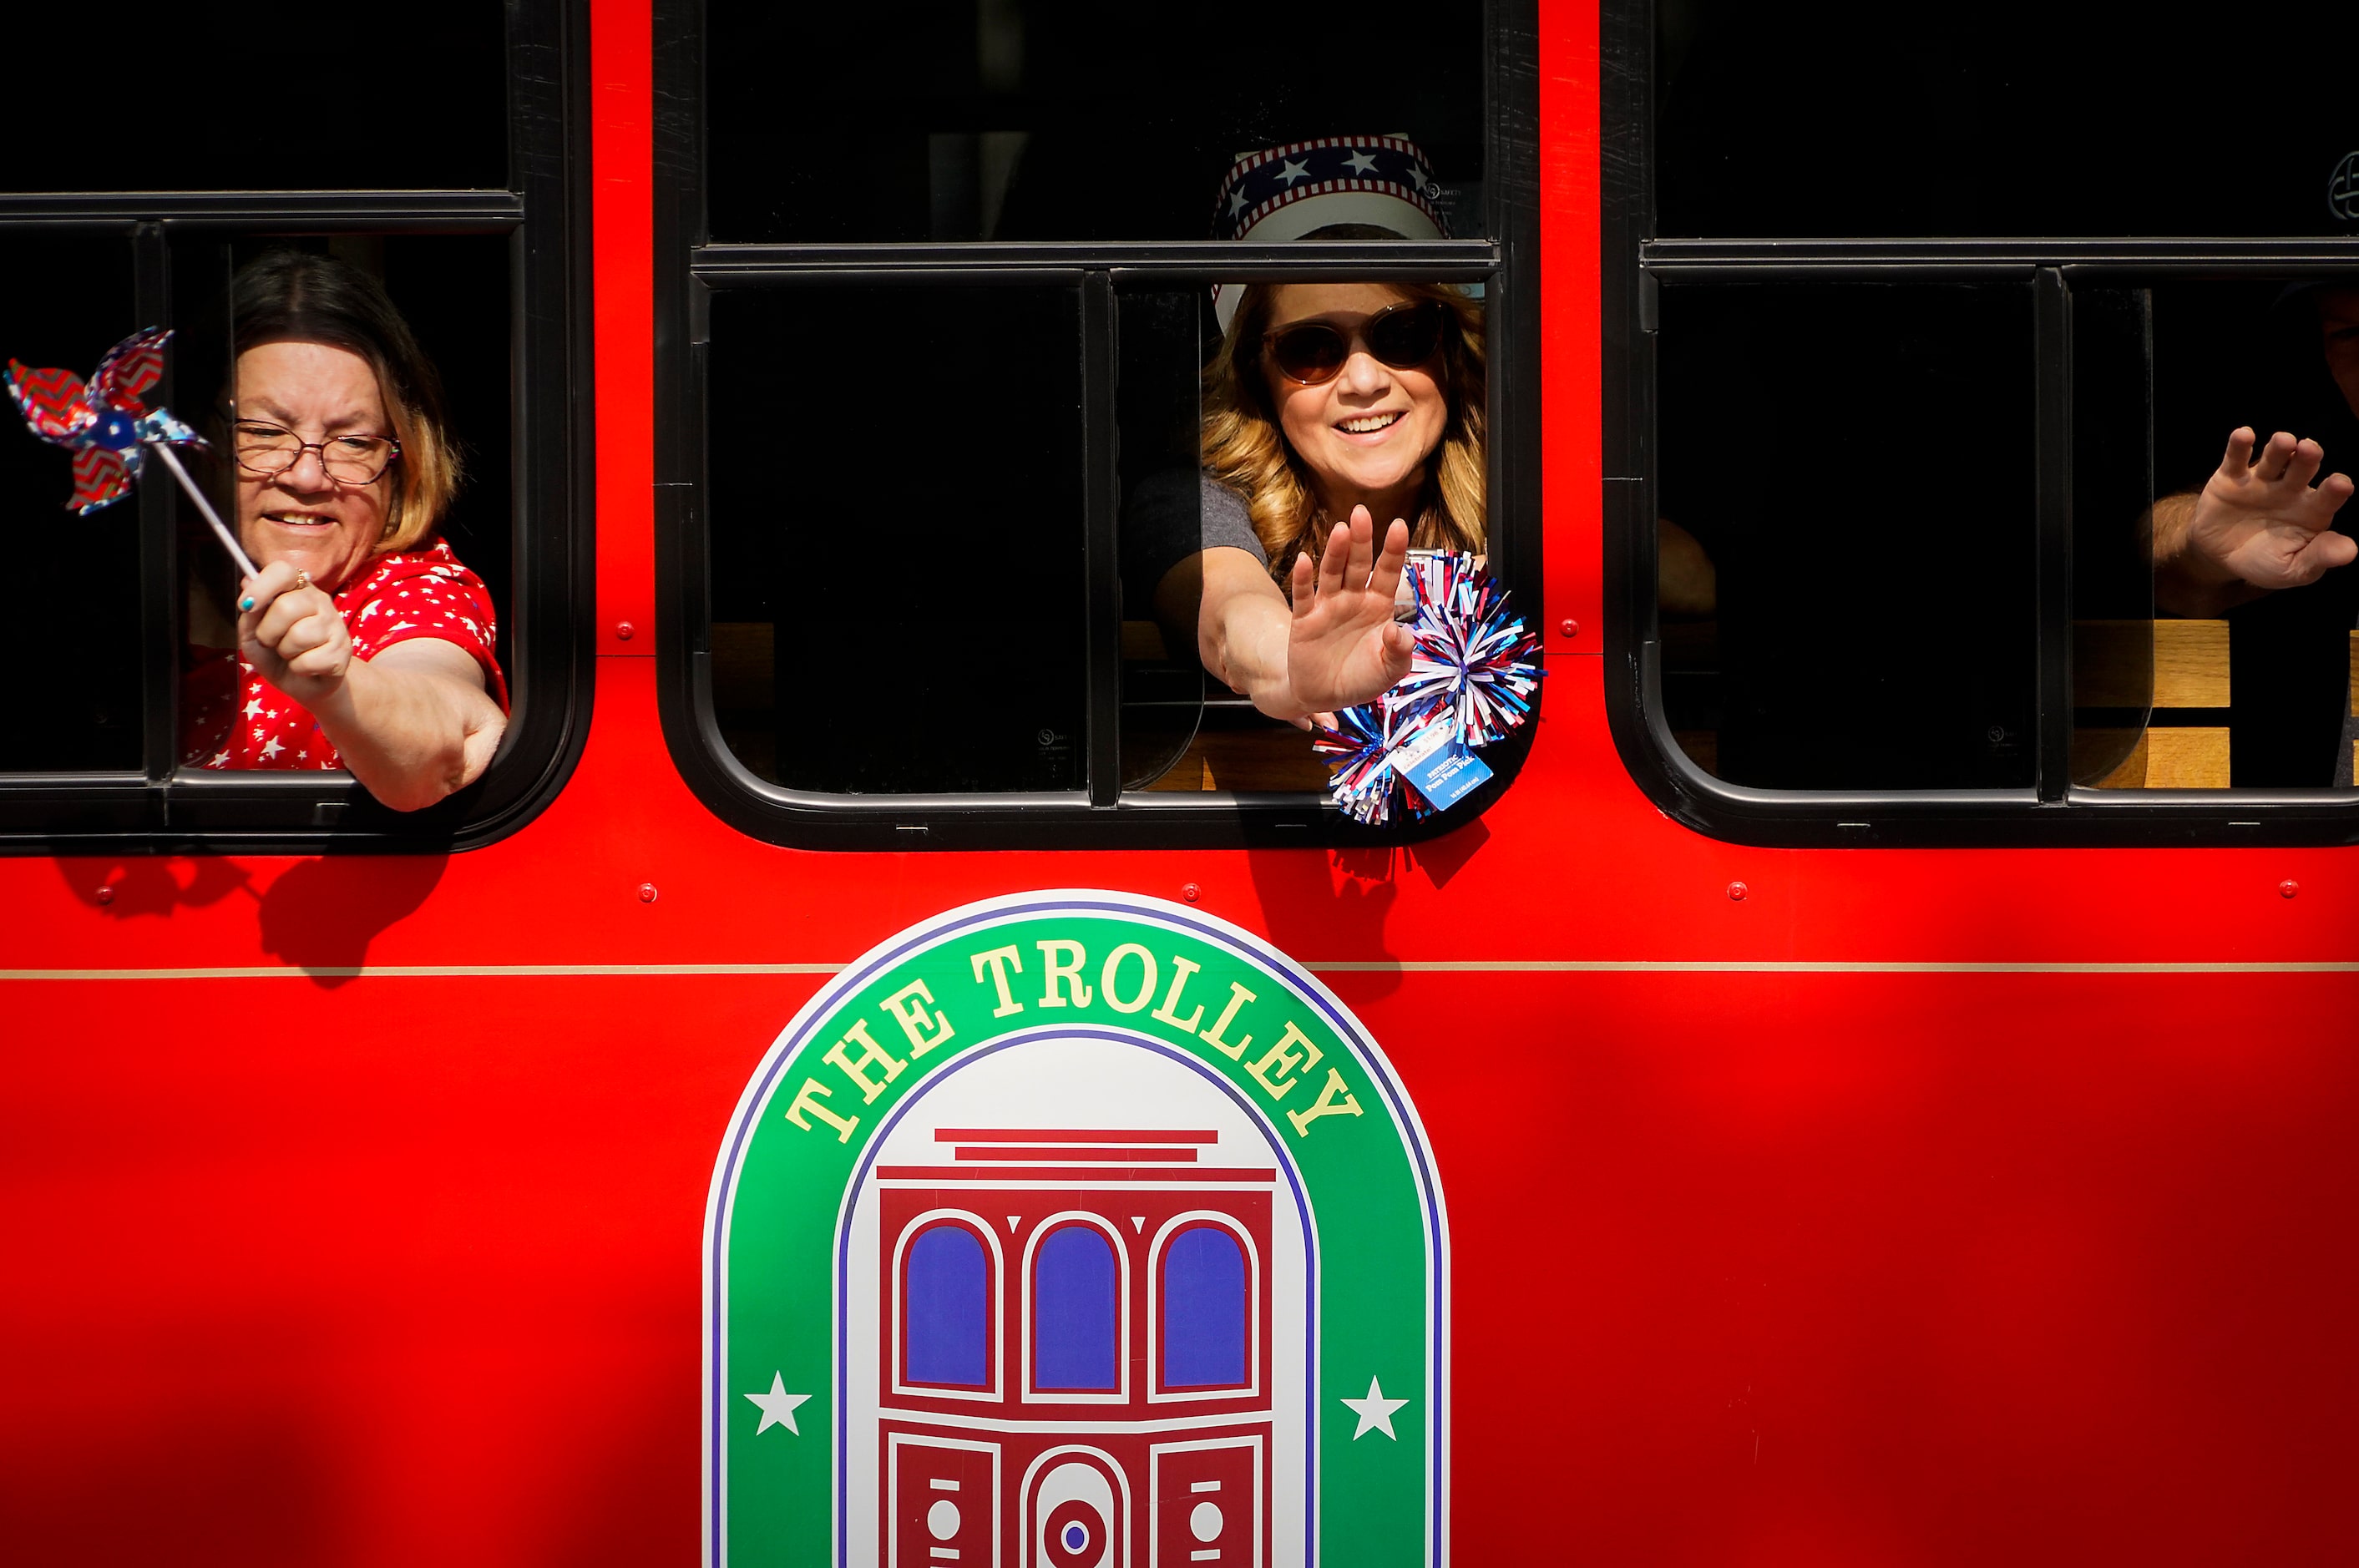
left=0, top=1, right=587, bottom=851
left=1611, top=0, right=2359, bottom=844
left=661, top=0, right=1541, bottom=847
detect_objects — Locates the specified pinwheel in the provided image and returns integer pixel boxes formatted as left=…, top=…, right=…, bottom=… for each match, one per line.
left=8, top=326, right=258, bottom=577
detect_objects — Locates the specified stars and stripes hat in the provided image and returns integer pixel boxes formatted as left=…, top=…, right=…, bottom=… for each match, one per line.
left=1210, top=134, right=1449, bottom=330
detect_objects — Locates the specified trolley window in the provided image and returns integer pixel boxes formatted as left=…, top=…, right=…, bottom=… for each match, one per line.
left=666, top=0, right=1541, bottom=847
left=705, top=0, right=1486, bottom=244
left=0, top=1, right=588, bottom=852
left=1612, top=0, right=2359, bottom=844
left=0, top=235, right=141, bottom=774
left=1654, top=2, right=2359, bottom=240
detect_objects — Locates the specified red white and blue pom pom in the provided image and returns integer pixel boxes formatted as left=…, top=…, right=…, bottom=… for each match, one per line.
left=1311, top=699, right=1424, bottom=826
left=1314, top=552, right=1544, bottom=826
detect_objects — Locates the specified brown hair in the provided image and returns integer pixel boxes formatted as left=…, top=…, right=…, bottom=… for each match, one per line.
left=1202, top=280, right=1486, bottom=585
left=233, top=250, right=461, bottom=554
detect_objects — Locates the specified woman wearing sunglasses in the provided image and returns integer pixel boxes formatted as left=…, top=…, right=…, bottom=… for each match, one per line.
left=1136, top=138, right=1484, bottom=724
left=1155, top=279, right=1485, bottom=724
left=179, top=251, right=507, bottom=811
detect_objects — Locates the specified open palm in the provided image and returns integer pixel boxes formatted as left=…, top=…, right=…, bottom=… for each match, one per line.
left=1286, top=505, right=1415, bottom=713
left=2187, top=427, right=2356, bottom=591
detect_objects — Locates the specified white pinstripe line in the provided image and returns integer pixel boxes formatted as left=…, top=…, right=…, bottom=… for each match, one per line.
left=1, top=959, right=2353, bottom=980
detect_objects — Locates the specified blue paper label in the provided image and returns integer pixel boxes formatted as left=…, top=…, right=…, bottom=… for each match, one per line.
left=1395, top=723, right=1493, bottom=810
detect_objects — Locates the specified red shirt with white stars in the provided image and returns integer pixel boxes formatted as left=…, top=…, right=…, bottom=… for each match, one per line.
left=181, top=537, right=507, bottom=772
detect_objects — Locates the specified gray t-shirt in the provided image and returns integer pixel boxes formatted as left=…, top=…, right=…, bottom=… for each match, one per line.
left=1121, top=469, right=1266, bottom=611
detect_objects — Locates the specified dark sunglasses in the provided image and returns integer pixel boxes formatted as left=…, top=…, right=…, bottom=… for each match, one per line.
left=1263, top=301, right=1447, bottom=386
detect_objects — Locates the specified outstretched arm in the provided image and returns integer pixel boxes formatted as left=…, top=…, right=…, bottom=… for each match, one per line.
left=1155, top=505, right=1415, bottom=724
left=239, top=560, right=506, bottom=811
left=2154, top=427, right=2356, bottom=615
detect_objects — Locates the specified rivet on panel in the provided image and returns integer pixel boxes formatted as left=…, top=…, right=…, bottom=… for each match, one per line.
left=1558, top=618, right=1580, bottom=640
left=1182, top=883, right=1202, bottom=904
left=1726, top=881, right=1749, bottom=902
left=2279, top=879, right=2299, bottom=899
left=639, top=882, right=660, bottom=903
left=94, top=885, right=114, bottom=906
left=615, top=620, right=635, bottom=640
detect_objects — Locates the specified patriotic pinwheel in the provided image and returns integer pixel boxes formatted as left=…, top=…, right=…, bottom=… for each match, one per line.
left=7, top=326, right=257, bottom=576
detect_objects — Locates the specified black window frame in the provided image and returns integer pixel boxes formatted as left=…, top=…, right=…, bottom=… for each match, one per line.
left=0, top=0, right=594, bottom=857
left=654, top=0, right=1544, bottom=850
left=1603, top=0, right=2359, bottom=847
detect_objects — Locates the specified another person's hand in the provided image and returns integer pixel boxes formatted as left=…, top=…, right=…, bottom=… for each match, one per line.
left=238, top=559, right=352, bottom=709
left=2156, top=427, right=2356, bottom=615
left=1285, top=505, right=1415, bottom=714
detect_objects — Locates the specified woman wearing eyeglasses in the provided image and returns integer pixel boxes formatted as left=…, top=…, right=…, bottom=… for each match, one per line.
left=180, top=251, right=506, bottom=811
left=1133, top=138, right=1484, bottom=723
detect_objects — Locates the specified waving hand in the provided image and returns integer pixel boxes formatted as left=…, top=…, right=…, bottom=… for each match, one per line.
left=2166, top=427, right=2356, bottom=604
left=1284, top=505, right=1415, bottom=714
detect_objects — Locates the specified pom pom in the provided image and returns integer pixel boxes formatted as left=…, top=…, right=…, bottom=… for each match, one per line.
left=1311, top=699, right=1436, bottom=828
left=1314, top=553, right=1544, bottom=825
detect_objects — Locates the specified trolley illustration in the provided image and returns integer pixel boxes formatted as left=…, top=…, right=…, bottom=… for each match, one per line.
left=871, top=1126, right=1277, bottom=1568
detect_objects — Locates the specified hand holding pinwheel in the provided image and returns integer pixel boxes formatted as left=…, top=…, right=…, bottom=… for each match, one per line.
left=6, top=326, right=259, bottom=578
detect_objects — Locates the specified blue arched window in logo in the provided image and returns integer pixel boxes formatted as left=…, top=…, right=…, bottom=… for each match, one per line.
left=1161, top=1225, right=1248, bottom=1388
left=1032, top=1225, right=1119, bottom=1391
left=904, top=1222, right=990, bottom=1387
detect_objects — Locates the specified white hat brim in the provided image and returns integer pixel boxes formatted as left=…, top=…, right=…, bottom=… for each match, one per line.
left=1211, top=191, right=1445, bottom=332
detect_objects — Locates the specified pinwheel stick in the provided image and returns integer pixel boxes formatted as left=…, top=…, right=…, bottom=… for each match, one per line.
left=147, top=440, right=259, bottom=581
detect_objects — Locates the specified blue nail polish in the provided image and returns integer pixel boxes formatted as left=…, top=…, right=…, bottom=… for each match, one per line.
left=239, top=596, right=255, bottom=612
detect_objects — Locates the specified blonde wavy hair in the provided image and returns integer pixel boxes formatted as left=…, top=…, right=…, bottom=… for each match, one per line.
left=233, top=250, right=462, bottom=555
left=1202, top=281, right=1485, bottom=586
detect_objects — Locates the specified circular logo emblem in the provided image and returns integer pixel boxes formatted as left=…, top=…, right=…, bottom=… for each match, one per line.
left=2331, top=152, right=2359, bottom=223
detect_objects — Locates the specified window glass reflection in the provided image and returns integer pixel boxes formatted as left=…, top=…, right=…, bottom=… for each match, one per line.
left=0, top=235, right=140, bottom=771
left=0, top=6, right=505, bottom=193
left=706, top=0, right=1485, bottom=241
left=1657, top=282, right=2038, bottom=789
left=1657, top=1, right=2359, bottom=240
left=706, top=286, right=1087, bottom=793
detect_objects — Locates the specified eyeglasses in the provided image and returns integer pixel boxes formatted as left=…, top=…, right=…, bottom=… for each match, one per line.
left=231, top=422, right=402, bottom=484
left=1263, top=301, right=1447, bottom=386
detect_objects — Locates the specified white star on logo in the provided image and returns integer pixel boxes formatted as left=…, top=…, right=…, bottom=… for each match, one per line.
left=244, top=697, right=264, bottom=718
left=1227, top=186, right=1249, bottom=217
left=1344, top=149, right=1379, bottom=175
left=1341, top=1374, right=1410, bottom=1440
left=1276, top=157, right=1311, bottom=186
left=745, top=1372, right=812, bottom=1436
left=259, top=736, right=284, bottom=761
